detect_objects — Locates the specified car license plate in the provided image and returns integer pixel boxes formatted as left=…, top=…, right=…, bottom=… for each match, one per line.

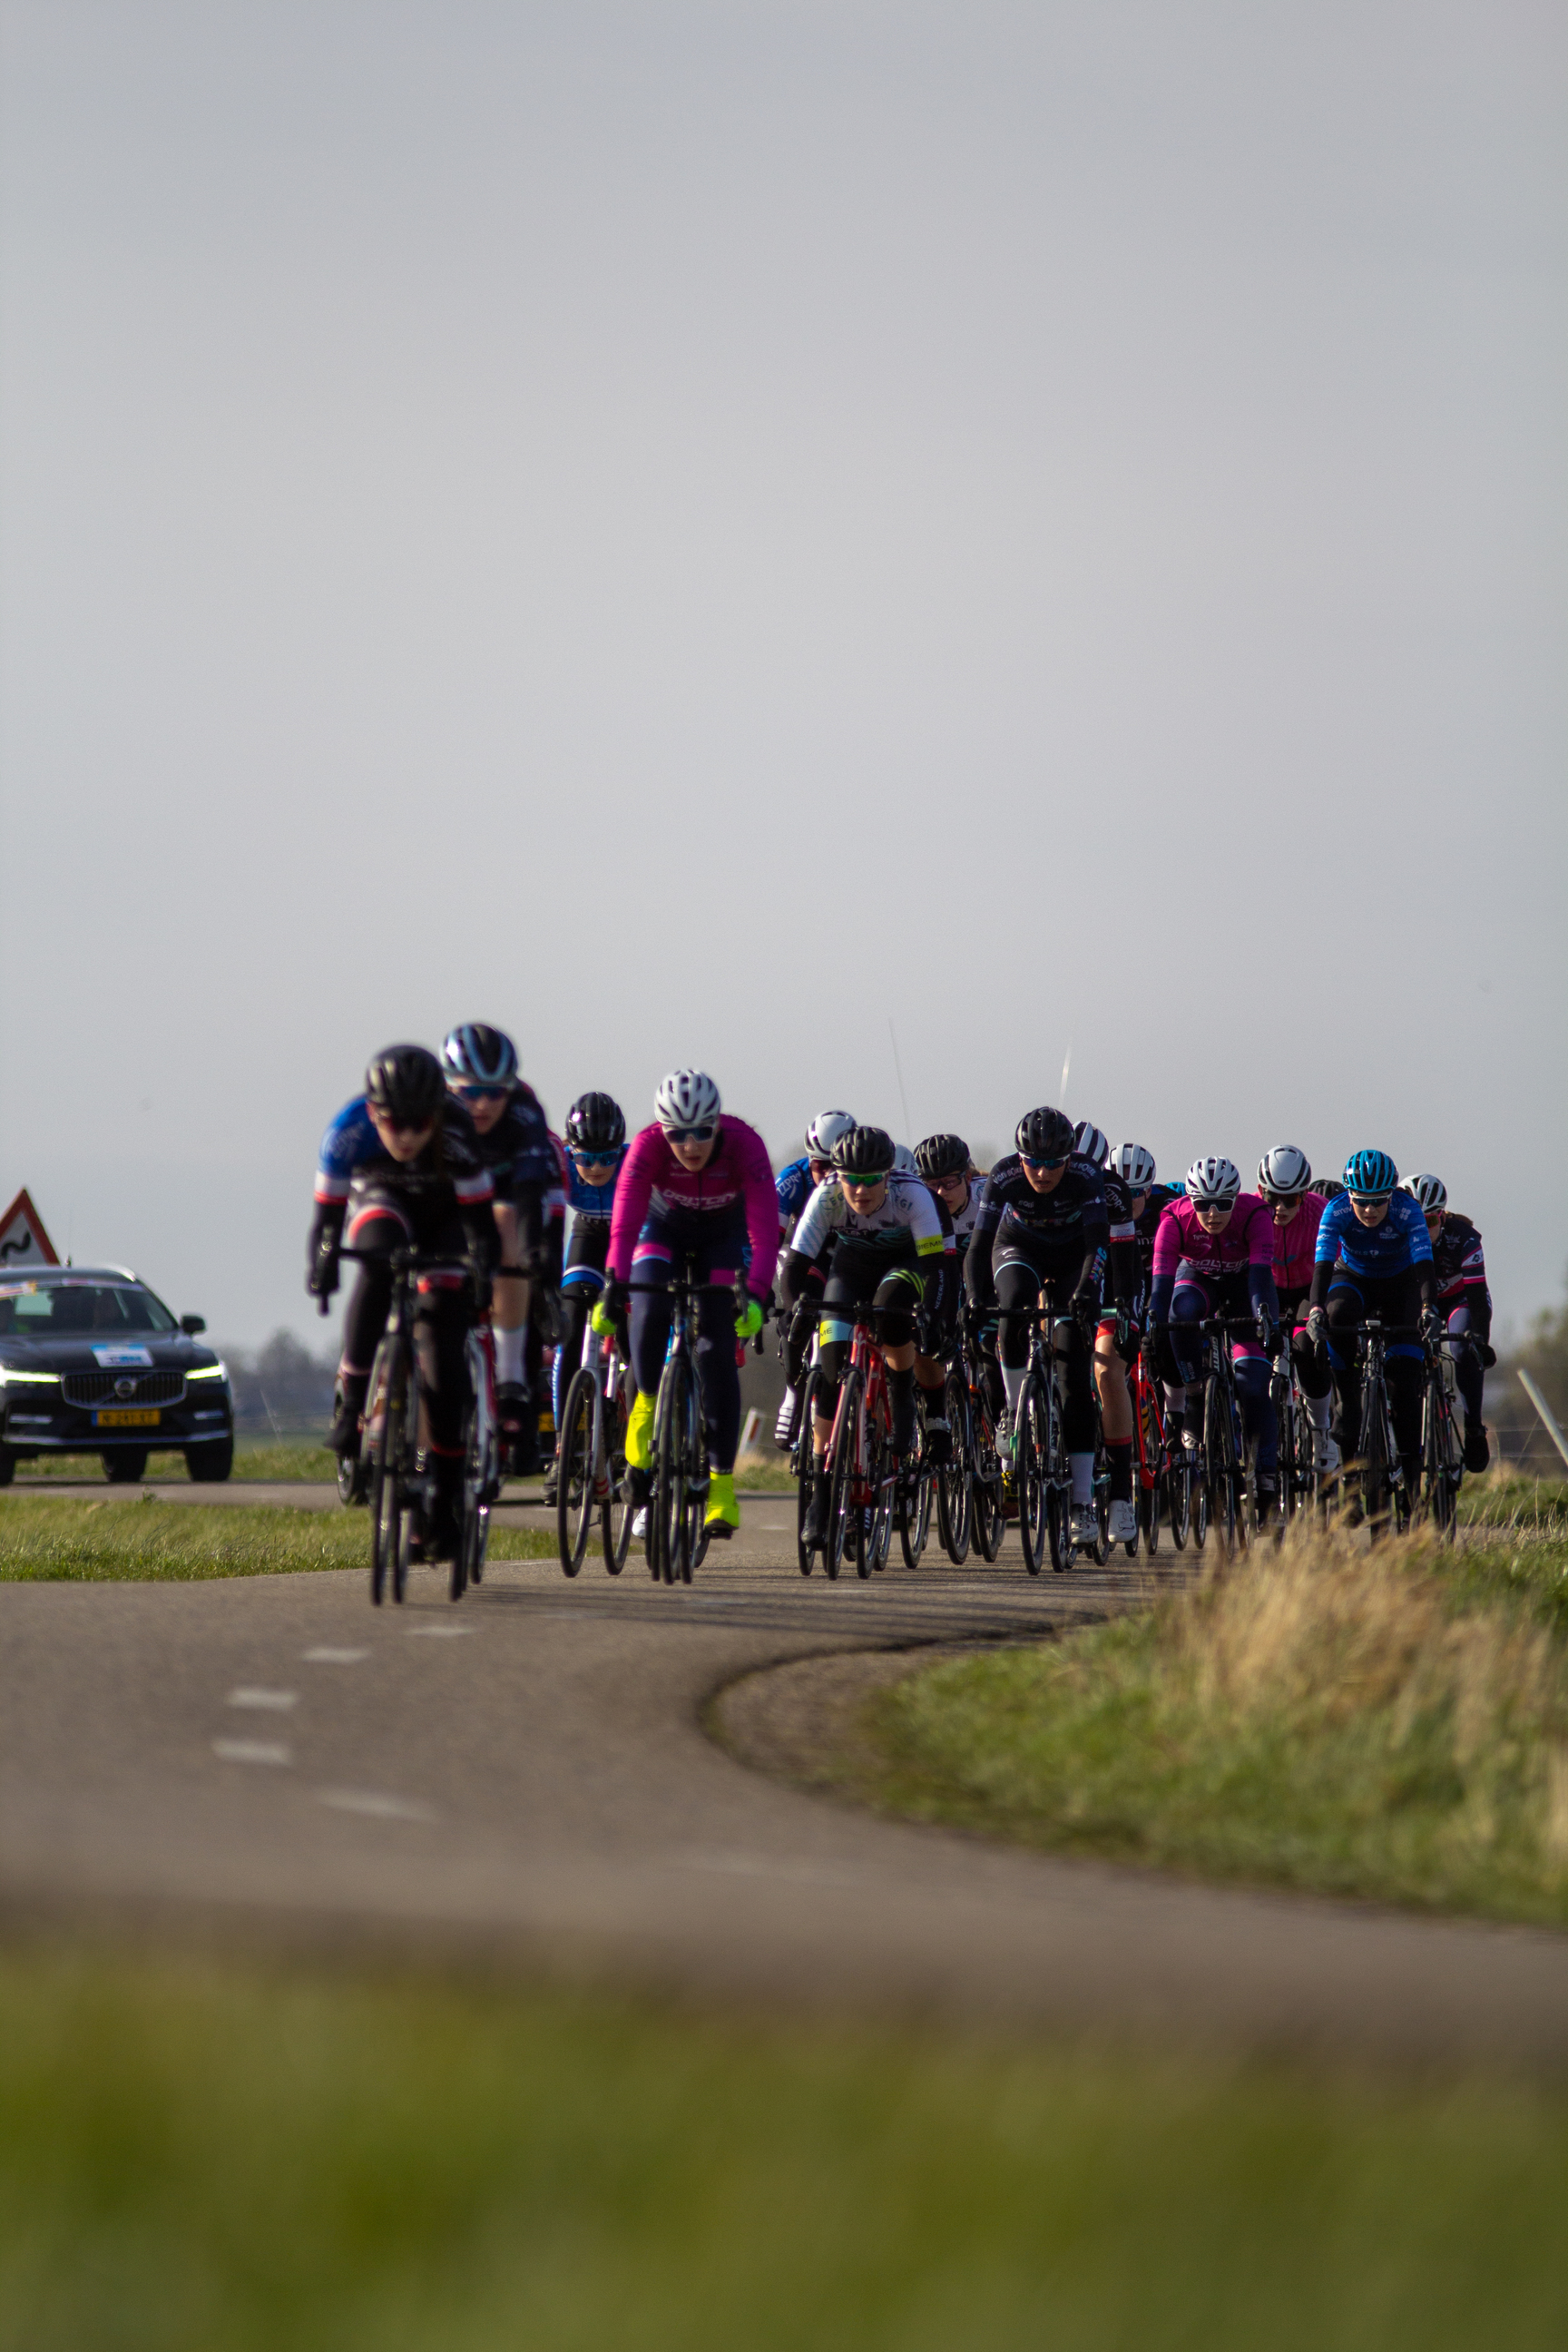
left=94, top=1408, right=161, bottom=1427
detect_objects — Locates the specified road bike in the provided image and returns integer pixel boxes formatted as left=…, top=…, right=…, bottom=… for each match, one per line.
left=796, top=1300, right=897, bottom=1581
left=347, top=1247, right=498, bottom=1606
left=1130, top=1336, right=1185, bottom=1553
left=1419, top=1330, right=1465, bottom=1542
left=1177, top=1316, right=1257, bottom=1559
left=1012, top=1302, right=1073, bottom=1575
left=554, top=1295, right=635, bottom=1576
left=1338, top=1317, right=1416, bottom=1539
left=630, top=1271, right=759, bottom=1586
left=1265, top=1316, right=1321, bottom=1529
left=947, top=1313, right=1006, bottom=1563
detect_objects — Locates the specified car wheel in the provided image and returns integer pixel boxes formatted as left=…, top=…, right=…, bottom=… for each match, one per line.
left=103, top=1450, right=149, bottom=1484
left=185, top=1438, right=234, bottom=1483
left=0, top=1446, right=15, bottom=1487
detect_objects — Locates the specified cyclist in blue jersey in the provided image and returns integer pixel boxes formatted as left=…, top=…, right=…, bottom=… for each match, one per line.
left=542, top=1093, right=628, bottom=1507
left=441, top=1023, right=555, bottom=1472
left=773, top=1112, right=857, bottom=1450
left=308, top=1044, right=500, bottom=1558
left=1307, top=1149, right=1436, bottom=1495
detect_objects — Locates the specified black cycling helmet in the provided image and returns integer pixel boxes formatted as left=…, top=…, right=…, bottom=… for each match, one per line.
left=565, top=1091, right=626, bottom=1152
left=365, top=1044, right=446, bottom=1126
left=1317, top=1176, right=1347, bottom=1200
left=1015, top=1105, right=1074, bottom=1162
left=915, top=1132, right=969, bottom=1181
left=832, top=1123, right=896, bottom=1181
left=441, top=1023, right=519, bottom=1090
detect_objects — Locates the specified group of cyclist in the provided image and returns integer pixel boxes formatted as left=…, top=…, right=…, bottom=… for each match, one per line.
left=307, top=1034, right=1493, bottom=1562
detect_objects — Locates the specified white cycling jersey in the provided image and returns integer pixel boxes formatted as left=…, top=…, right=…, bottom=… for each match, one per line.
left=792, top=1170, right=948, bottom=1262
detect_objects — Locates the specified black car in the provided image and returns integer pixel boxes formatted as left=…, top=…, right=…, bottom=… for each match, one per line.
left=0, top=1265, right=234, bottom=1485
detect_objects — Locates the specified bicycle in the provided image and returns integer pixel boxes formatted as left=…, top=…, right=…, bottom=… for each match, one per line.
left=347, top=1246, right=496, bottom=1606
left=1177, top=1316, right=1257, bottom=1559
left=1012, top=1302, right=1073, bottom=1576
left=797, top=1300, right=897, bottom=1581
left=1129, top=1336, right=1183, bottom=1554
left=554, top=1297, right=635, bottom=1576
left=630, top=1273, right=759, bottom=1586
left=1338, top=1318, right=1416, bottom=1539
left=1419, top=1330, right=1465, bottom=1542
left=949, top=1313, right=1005, bottom=1564
left=1267, top=1315, right=1322, bottom=1529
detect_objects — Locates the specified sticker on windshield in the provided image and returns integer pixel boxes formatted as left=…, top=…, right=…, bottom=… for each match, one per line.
left=0, top=1283, right=39, bottom=1298
left=91, top=1345, right=153, bottom=1368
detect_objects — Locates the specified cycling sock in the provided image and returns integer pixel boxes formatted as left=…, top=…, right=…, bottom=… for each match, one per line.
left=1106, top=1439, right=1132, bottom=1502
left=1070, top=1452, right=1093, bottom=1504
left=704, top=1472, right=740, bottom=1529
left=494, top=1324, right=527, bottom=1388
left=1002, top=1364, right=1025, bottom=1418
left=624, top=1390, right=657, bottom=1470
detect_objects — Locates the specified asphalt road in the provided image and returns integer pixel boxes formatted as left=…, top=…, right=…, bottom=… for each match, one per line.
left=4, top=1487, right=1568, bottom=2071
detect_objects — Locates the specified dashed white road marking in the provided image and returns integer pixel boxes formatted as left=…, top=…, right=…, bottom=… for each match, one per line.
left=304, top=1646, right=368, bottom=1664
left=212, top=1739, right=291, bottom=1767
left=318, top=1788, right=437, bottom=1823
left=406, top=1623, right=472, bottom=1638
left=227, top=1688, right=298, bottom=1710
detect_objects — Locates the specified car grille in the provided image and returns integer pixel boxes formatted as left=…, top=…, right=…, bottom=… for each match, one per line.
left=60, top=1370, right=188, bottom=1407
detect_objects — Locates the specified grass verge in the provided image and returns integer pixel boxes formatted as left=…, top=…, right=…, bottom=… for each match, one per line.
left=0, top=1496, right=554, bottom=1582
left=3, top=1945, right=1568, bottom=2352
left=860, top=1520, right=1568, bottom=1928
left=15, top=1436, right=338, bottom=1484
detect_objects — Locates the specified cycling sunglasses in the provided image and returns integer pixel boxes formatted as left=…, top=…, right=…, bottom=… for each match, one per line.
left=454, top=1083, right=512, bottom=1104
left=841, top=1169, right=892, bottom=1188
left=1021, top=1153, right=1068, bottom=1171
left=664, top=1122, right=717, bottom=1143
left=573, top=1150, right=621, bottom=1169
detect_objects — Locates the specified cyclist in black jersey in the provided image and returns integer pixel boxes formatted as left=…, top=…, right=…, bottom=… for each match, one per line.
left=308, top=1044, right=500, bottom=1559
left=441, top=1024, right=554, bottom=1474
left=1405, top=1173, right=1494, bottom=1472
left=966, top=1106, right=1136, bottom=1551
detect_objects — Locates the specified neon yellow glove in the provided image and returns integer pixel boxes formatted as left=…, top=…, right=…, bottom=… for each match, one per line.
left=735, top=1296, right=764, bottom=1342
left=590, top=1298, right=617, bottom=1338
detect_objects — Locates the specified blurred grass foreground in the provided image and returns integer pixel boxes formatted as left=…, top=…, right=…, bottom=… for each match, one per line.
left=3, top=1945, right=1568, bottom=2352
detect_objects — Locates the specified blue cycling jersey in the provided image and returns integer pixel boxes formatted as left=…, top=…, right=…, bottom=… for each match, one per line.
left=563, top=1147, right=625, bottom=1220
left=776, top=1156, right=815, bottom=1224
left=1315, top=1188, right=1434, bottom=1280
left=314, top=1095, right=493, bottom=1211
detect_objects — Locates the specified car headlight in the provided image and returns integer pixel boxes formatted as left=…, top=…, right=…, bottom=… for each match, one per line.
left=0, top=1367, right=58, bottom=1387
left=187, top=1362, right=229, bottom=1382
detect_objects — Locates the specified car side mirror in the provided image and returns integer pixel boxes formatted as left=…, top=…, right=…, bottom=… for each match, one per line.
left=180, top=1314, right=207, bottom=1335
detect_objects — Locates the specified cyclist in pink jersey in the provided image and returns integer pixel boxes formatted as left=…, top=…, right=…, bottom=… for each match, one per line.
left=597, top=1068, right=778, bottom=1539
left=1258, top=1144, right=1338, bottom=1472
left=1147, top=1156, right=1282, bottom=1519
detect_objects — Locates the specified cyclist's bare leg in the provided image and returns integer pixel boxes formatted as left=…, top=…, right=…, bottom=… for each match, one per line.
left=491, top=1201, right=531, bottom=1377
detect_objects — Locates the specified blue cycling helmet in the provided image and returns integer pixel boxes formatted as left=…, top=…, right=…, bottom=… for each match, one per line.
left=1344, top=1148, right=1398, bottom=1200
left=443, top=1023, right=519, bottom=1090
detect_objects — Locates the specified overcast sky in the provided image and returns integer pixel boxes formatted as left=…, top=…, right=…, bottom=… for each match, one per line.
left=2, top=0, right=1563, bottom=1351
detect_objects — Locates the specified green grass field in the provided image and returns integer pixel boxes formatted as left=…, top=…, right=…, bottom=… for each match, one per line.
left=858, top=1514, right=1568, bottom=1928
left=0, top=1495, right=554, bottom=1581
left=15, top=1436, right=338, bottom=1484
left=3, top=1944, right=1567, bottom=2352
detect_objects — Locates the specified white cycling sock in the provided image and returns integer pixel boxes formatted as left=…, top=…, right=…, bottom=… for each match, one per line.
left=1305, top=1388, right=1330, bottom=1431
left=1070, top=1452, right=1093, bottom=1504
left=1002, top=1364, right=1025, bottom=1417
left=1163, top=1382, right=1186, bottom=1416
left=494, top=1324, right=527, bottom=1388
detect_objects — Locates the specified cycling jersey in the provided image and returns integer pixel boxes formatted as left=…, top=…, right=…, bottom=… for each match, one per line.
left=791, top=1170, right=950, bottom=1265
left=468, top=1083, right=556, bottom=1200
left=562, top=1147, right=625, bottom=1222
left=313, top=1096, right=495, bottom=1221
left=944, top=1180, right=982, bottom=1259
left=609, top=1115, right=779, bottom=1300
left=966, top=1153, right=1112, bottom=1305
left=1150, top=1192, right=1279, bottom=1329
left=775, top=1156, right=818, bottom=1228
left=1429, top=1211, right=1491, bottom=1338
left=1311, top=1190, right=1434, bottom=1289
left=1269, top=1191, right=1327, bottom=1296
left=1127, top=1183, right=1183, bottom=1284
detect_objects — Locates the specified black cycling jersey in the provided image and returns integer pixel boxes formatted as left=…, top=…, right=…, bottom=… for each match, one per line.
left=469, top=1083, right=556, bottom=1200
left=310, top=1094, right=499, bottom=1269
left=965, top=1152, right=1112, bottom=1306
left=1429, top=1211, right=1491, bottom=1340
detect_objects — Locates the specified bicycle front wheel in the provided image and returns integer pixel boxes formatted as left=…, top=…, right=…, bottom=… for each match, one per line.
left=1204, top=1377, right=1237, bottom=1559
left=825, top=1368, right=863, bottom=1583
left=936, top=1371, right=972, bottom=1565
left=1015, top=1375, right=1047, bottom=1574
left=556, top=1367, right=597, bottom=1578
left=368, top=1336, right=409, bottom=1608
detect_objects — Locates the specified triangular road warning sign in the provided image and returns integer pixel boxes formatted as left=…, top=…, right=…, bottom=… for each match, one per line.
left=0, top=1189, right=60, bottom=1272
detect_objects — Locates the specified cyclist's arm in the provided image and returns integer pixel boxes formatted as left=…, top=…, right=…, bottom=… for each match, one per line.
left=964, top=1180, right=1002, bottom=1308
left=736, top=1121, right=782, bottom=1300
left=605, top=1128, right=660, bottom=1285
left=779, top=1247, right=817, bottom=1307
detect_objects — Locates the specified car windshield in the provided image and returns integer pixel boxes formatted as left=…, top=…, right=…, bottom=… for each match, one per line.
left=0, top=1283, right=177, bottom=1338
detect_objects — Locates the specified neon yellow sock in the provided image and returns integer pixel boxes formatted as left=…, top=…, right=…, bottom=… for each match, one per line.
left=704, top=1471, right=740, bottom=1528
left=625, top=1390, right=656, bottom=1470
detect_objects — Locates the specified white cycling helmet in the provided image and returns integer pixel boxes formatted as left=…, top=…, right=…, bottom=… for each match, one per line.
left=1112, top=1142, right=1156, bottom=1189
left=1258, top=1144, right=1312, bottom=1200
left=1073, top=1121, right=1110, bottom=1168
left=806, top=1109, right=857, bottom=1159
left=654, top=1068, right=721, bottom=1133
left=1402, top=1171, right=1447, bottom=1213
left=891, top=1143, right=918, bottom=1175
left=1186, top=1155, right=1241, bottom=1206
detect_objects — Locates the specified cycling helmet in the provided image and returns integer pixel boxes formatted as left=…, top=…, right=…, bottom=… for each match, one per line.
left=891, top=1143, right=918, bottom=1176
left=1073, top=1121, right=1110, bottom=1169
left=1317, top=1177, right=1346, bottom=1200
left=441, top=1023, right=518, bottom=1090
left=1402, top=1171, right=1447, bottom=1213
left=1186, top=1155, right=1241, bottom=1206
left=1344, top=1148, right=1397, bottom=1200
left=1258, top=1144, right=1312, bottom=1200
left=832, top=1124, right=896, bottom=1181
left=365, top=1044, right=446, bottom=1126
left=806, top=1109, right=857, bottom=1159
left=1112, top=1142, right=1157, bottom=1190
left=565, top=1092, right=626, bottom=1153
left=1015, top=1105, right=1074, bottom=1162
left=654, top=1068, right=721, bottom=1132
left=916, top=1132, right=970, bottom=1181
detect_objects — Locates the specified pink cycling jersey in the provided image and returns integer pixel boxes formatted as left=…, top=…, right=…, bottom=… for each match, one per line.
left=608, top=1114, right=779, bottom=1298
left=1152, top=1192, right=1276, bottom=1284
left=1269, top=1191, right=1327, bottom=1294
